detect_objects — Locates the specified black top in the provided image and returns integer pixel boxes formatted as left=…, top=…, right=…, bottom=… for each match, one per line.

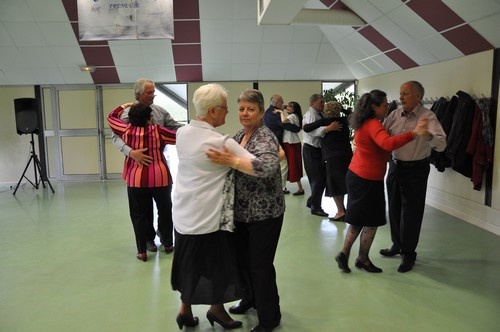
left=303, top=117, right=352, bottom=159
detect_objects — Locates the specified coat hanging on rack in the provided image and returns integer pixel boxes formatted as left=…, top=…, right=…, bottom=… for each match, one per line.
left=446, top=91, right=476, bottom=178
left=466, top=97, right=494, bottom=190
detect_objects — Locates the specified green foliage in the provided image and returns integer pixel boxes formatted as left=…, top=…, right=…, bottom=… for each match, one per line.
left=323, top=88, right=357, bottom=116
left=323, top=88, right=357, bottom=141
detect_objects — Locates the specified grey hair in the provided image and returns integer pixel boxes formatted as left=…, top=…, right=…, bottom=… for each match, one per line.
left=269, top=94, right=282, bottom=107
left=309, top=93, right=323, bottom=104
left=192, top=83, right=228, bottom=118
left=407, top=81, right=425, bottom=99
left=238, top=89, right=265, bottom=113
left=134, top=78, right=154, bottom=100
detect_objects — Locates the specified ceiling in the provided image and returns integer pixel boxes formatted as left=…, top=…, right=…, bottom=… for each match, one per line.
left=0, top=0, right=499, bottom=86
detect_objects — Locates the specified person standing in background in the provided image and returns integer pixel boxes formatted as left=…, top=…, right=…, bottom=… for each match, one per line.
left=276, top=101, right=304, bottom=195
left=303, top=101, right=351, bottom=221
left=381, top=81, right=446, bottom=273
left=111, top=78, right=182, bottom=254
left=108, top=102, right=177, bottom=262
left=302, top=94, right=338, bottom=217
left=263, top=94, right=300, bottom=194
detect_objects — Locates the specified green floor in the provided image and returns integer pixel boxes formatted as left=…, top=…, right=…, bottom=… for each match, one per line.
left=1, top=180, right=499, bottom=332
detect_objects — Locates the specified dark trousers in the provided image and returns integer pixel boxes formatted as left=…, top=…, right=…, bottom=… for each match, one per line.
left=386, top=160, right=430, bottom=259
left=302, top=143, right=326, bottom=210
left=235, top=215, right=283, bottom=328
left=127, top=186, right=173, bottom=252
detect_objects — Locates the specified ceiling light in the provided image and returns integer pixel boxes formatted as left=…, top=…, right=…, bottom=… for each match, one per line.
left=80, top=65, right=96, bottom=73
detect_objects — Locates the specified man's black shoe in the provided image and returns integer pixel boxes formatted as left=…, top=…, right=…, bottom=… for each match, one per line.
left=379, top=247, right=400, bottom=257
left=251, top=324, right=276, bottom=332
left=146, top=241, right=158, bottom=252
left=398, top=260, right=415, bottom=273
left=228, top=301, right=254, bottom=314
left=398, top=253, right=416, bottom=272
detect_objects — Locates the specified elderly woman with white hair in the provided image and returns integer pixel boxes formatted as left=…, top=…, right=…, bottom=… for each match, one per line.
left=171, top=83, right=256, bottom=330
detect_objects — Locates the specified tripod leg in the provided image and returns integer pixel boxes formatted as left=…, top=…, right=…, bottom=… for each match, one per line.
left=13, top=155, right=34, bottom=195
left=33, top=154, right=55, bottom=194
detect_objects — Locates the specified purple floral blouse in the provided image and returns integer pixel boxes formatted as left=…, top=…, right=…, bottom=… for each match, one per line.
left=233, top=124, right=285, bottom=223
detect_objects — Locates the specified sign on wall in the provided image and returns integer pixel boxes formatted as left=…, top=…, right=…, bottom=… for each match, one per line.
left=77, top=0, right=174, bottom=41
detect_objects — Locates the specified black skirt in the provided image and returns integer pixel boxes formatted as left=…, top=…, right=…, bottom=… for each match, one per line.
left=345, top=170, right=387, bottom=227
left=324, top=155, right=351, bottom=197
left=171, top=230, right=243, bottom=305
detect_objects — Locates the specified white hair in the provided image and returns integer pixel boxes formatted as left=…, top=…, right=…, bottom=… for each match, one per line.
left=192, top=83, right=228, bottom=118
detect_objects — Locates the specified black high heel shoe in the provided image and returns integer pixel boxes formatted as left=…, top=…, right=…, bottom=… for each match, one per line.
left=355, top=259, right=383, bottom=273
left=176, top=314, right=199, bottom=329
left=206, top=311, right=242, bottom=329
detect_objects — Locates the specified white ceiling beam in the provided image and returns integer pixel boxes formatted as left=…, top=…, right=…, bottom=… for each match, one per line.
left=258, top=0, right=308, bottom=25
left=258, top=0, right=365, bottom=26
left=291, top=9, right=365, bottom=26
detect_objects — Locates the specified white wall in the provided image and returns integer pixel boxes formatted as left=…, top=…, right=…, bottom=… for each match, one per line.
left=1, top=81, right=322, bottom=185
left=358, top=50, right=500, bottom=236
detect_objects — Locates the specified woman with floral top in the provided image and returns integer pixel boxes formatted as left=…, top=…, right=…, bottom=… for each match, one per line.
left=207, top=89, right=284, bottom=332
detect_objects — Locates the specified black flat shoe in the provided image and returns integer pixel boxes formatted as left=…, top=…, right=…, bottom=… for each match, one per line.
left=355, top=259, right=383, bottom=273
left=311, top=209, right=328, bottom=217
left=329, top=214, right=345, bottom=222
left=379, top=247, right=400, bottom=257
left=176, top=314, right=199, bottom=329
left=228, top=301, right=254, bottom=314
left=335, top=252, right=351, bottom=273
left=206, top=311, right=242, bottom=329
left=293, top=190, right=304, bottom=196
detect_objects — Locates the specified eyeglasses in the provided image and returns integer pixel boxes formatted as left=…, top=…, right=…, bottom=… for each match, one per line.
left=216, top=105, right=228, bottom=111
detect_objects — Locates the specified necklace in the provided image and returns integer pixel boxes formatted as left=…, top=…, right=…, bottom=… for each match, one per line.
left=241, top=127, right=258, bottom=147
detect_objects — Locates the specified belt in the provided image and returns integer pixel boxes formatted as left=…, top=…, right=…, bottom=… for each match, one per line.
left=392, top=157, right=429, bottom=167
left=304, top=143, right=321, bottom=150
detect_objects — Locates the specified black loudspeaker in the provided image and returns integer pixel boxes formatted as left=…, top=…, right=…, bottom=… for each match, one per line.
left=14, top=98, right=40, bottom=135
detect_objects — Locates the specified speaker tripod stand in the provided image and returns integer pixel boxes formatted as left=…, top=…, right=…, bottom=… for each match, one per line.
left=13, top=133, right=55, bottom=195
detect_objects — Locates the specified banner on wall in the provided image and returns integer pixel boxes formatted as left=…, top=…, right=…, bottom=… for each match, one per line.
left=77, top=0, right=174, bottom=41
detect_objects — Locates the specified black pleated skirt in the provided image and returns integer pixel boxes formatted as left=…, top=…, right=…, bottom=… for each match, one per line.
left=171, top=230, right=243, bottom=305
left=345, top=170, right=387, bottom=227
left=324, top=155, right=351, bottom=197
